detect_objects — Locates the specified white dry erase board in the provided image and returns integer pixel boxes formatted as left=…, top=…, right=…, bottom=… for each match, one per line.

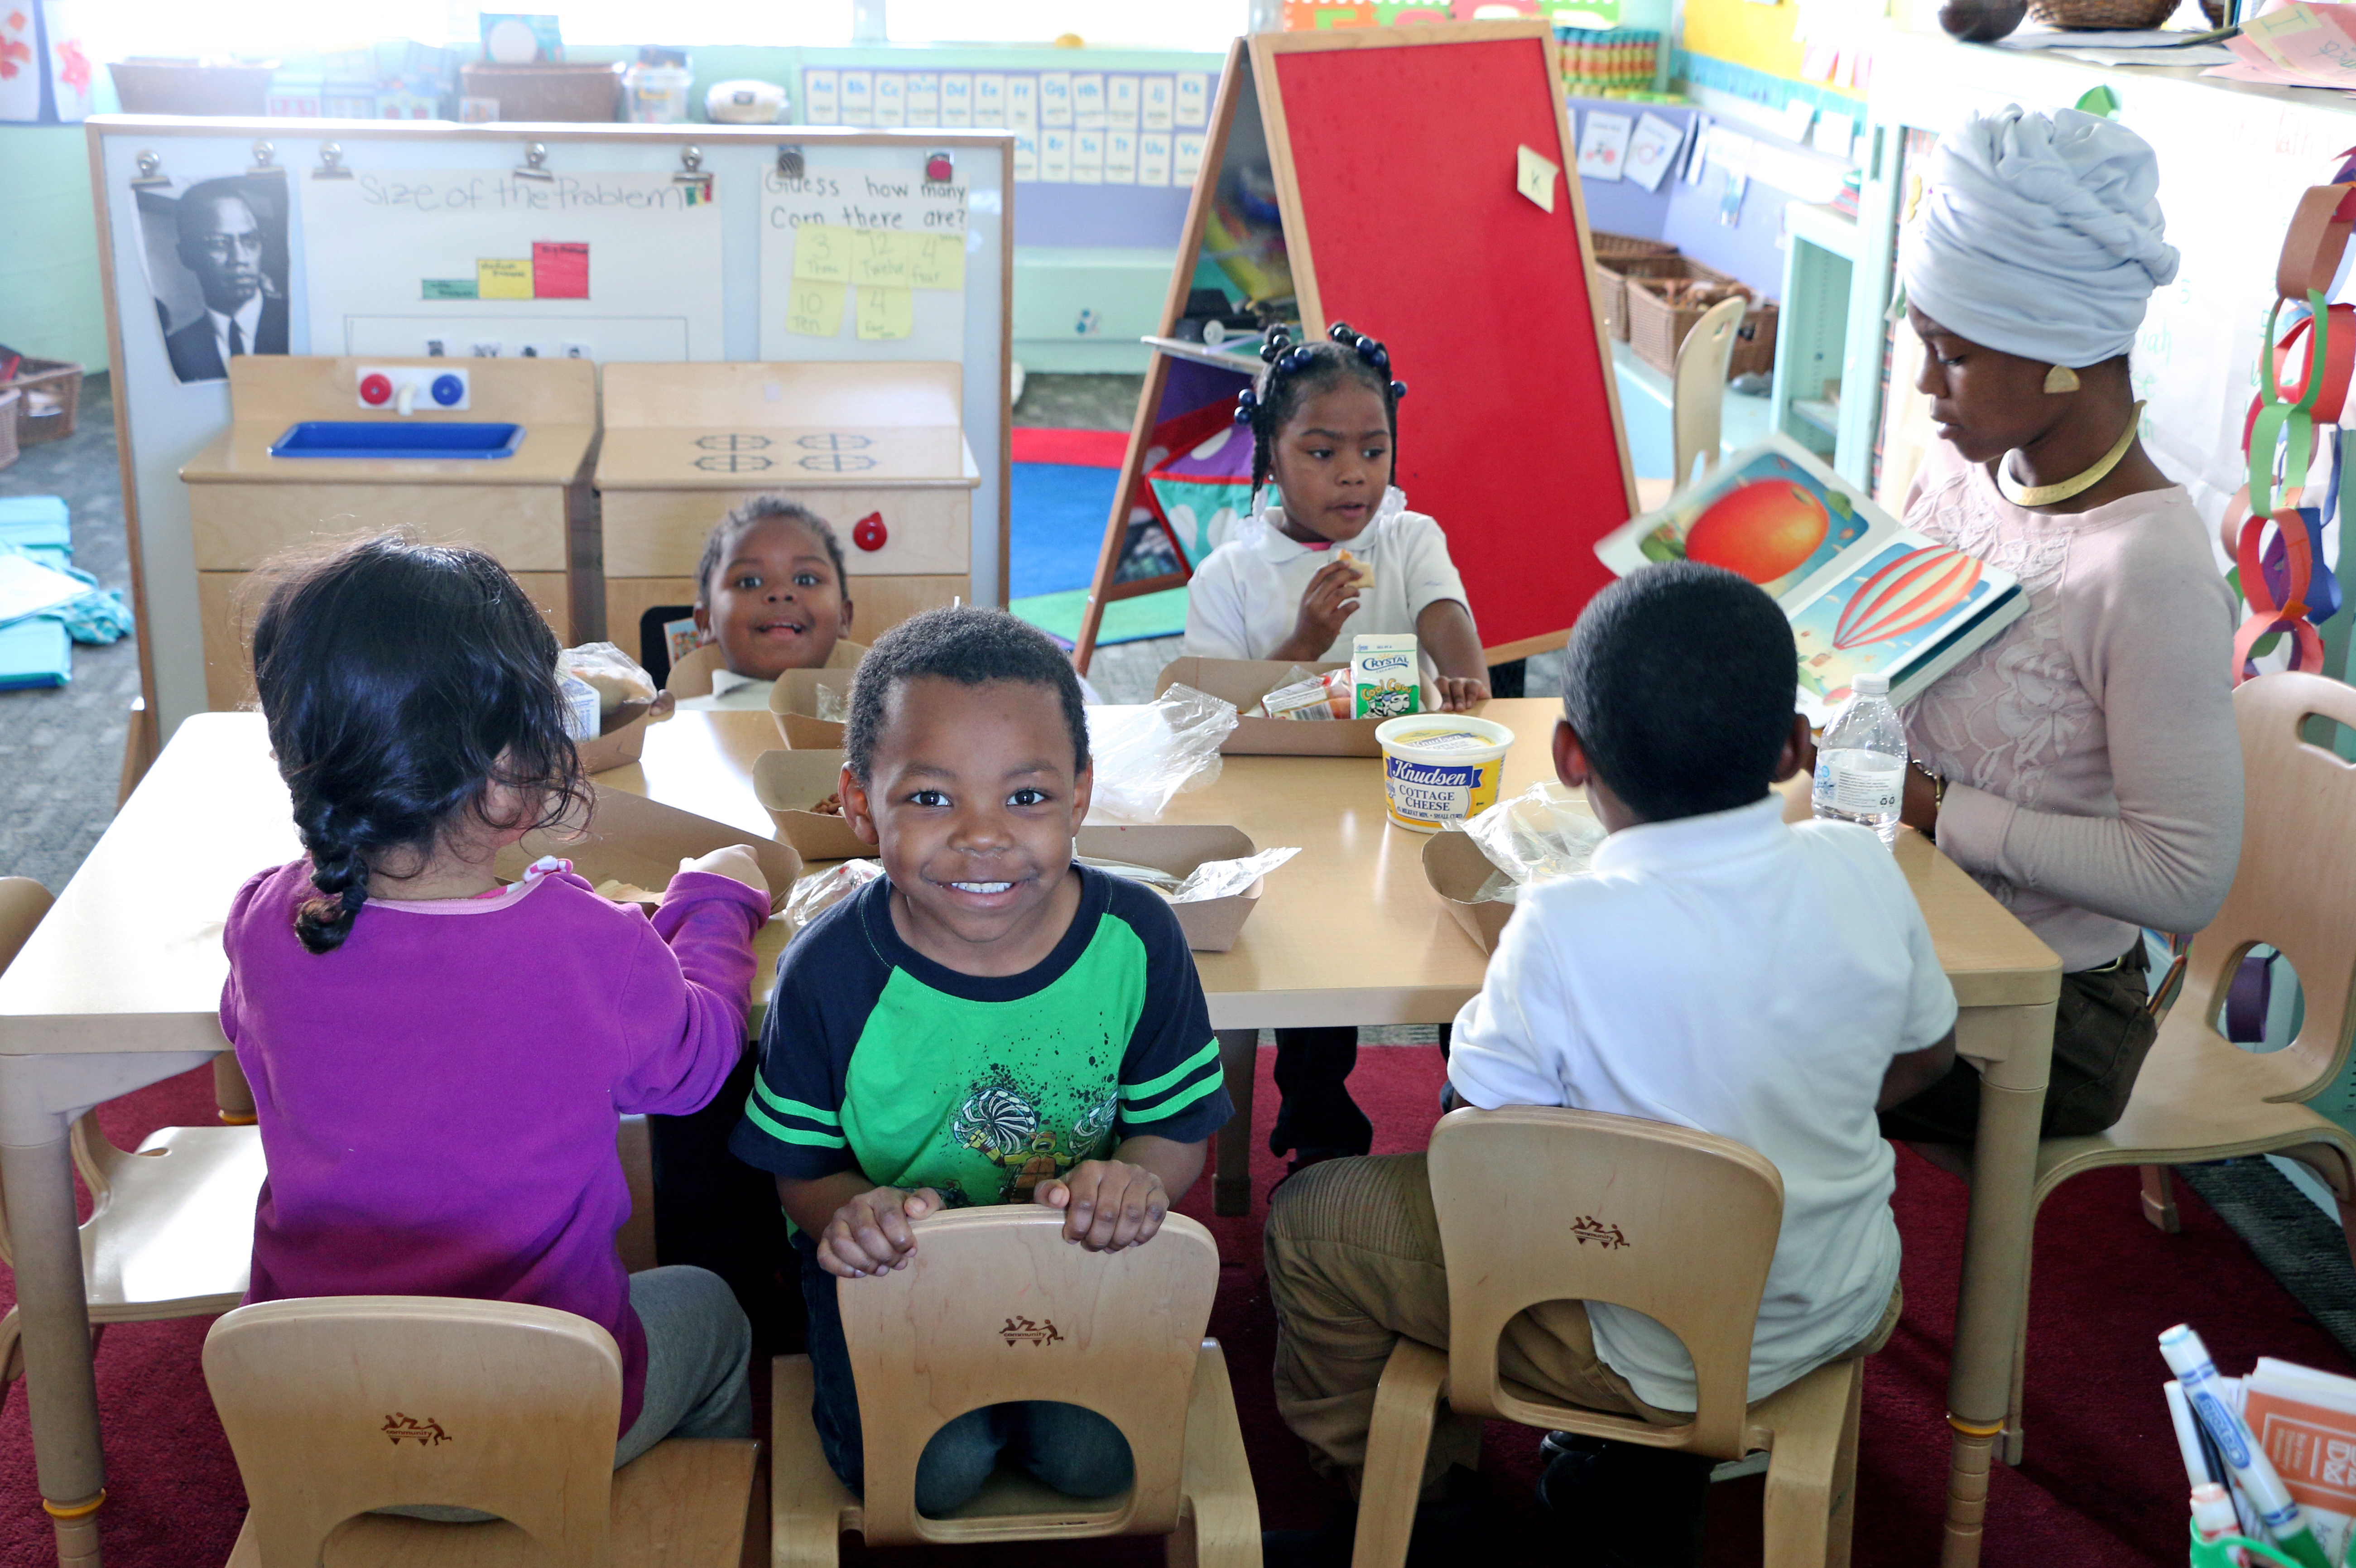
left=83, top=120, right=1013, bottom=765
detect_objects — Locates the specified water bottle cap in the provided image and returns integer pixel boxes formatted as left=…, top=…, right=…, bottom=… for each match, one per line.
left=1852, top=673, right=1890, bottom=695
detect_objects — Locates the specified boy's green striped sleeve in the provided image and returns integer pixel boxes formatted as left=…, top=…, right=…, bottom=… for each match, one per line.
left=743, top=1075, right=848, bottom=1149
left=1120, top=1038, right=1223, bottom=1123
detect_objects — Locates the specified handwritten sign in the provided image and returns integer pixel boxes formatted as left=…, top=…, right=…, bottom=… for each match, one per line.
left=786, top=279, right=845, bottom=338
left=760, top=164, right=968, bottom=355
left=856, top=284, right=914, bottom=341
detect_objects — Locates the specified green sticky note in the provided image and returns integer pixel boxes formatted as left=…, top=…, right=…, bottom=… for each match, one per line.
left=423, top=278, right=479, bottom=299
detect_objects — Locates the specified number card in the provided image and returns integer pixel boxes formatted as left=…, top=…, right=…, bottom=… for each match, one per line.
left=849, top=229, right=911, bottom=288
left=856, top=285, right=914, bottom=341
left=786, top=279, right=845, bottom=337
left=793, top=225, right=850, bottom=283
left=907, top=232, right=966, bottom=291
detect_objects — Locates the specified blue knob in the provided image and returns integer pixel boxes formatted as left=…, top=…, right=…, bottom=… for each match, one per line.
left=430, top=374, right=465, bottom=406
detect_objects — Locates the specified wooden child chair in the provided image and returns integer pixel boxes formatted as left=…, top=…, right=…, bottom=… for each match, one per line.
left=1997, top=670, right=2356, bottom=1462
left=1354, top=1108, right=1870, bottom=1568
left=0, top=877, right=265, bottom=1400
left=1672, top=295, right=1748, bottom=489
left=771, top=1207, right=1260, bottom=1566
left=205, top=1295, right=759, bottom=1567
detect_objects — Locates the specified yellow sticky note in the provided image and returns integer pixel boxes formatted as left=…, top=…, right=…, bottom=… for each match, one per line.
left=786, top=279, right=846, bottom=338
left=856, top=285, right=914, bottom=341
left=794, top=225, right=850, bottom=284
left=477, top=257, right=535, bottom=299
left=907, top=233, right=966, bottom=291
left=1515, top=144, right=1558, bottom=214
left=848, top=229, right=911, bottom=288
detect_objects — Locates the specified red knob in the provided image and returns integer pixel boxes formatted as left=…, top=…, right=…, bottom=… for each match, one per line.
left=853, top=512, right=887, bottom=552
left=925, top=151, right=953, bottom=183
left=359, top=373, right=393, bottom=405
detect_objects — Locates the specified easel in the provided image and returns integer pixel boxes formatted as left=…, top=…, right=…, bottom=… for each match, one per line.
left=1071, top=22, right=1637, bottom=673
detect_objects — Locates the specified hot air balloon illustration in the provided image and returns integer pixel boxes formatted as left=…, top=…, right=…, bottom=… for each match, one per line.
left=1832, top=546, right=1983, bottom=649
left=1684, top=480, right=1832, bottom=584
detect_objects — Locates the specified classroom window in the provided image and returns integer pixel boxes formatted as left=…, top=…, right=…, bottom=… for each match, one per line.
left=885, top=0, right=1249, bottom=49
left=537, top=1, right=855, bottom=45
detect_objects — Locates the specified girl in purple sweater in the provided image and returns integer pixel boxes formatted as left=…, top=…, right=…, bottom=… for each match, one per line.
left=221, top=535, right=769, bottom=1467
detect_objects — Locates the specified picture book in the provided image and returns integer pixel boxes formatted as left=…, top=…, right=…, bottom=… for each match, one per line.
left=1593, top=434, right=2027, bottom=724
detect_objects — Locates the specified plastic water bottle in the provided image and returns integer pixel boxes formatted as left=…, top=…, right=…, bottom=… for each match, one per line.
left=1812, top=673, right=1907, bottom=847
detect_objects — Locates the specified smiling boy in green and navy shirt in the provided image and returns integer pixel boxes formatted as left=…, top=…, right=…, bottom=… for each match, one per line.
left=729, top=605, right=1230, bottom=1516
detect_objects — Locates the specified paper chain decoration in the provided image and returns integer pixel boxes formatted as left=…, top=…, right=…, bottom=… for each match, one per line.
left=2230, top=170, right=2356, bottom=683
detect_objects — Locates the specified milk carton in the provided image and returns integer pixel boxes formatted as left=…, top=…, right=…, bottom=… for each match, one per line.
left=1351, top=634, right=1420, bottom=719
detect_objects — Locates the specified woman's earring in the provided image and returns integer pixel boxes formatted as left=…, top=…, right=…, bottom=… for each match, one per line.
left=2043, top=364, right=2080, bottom=394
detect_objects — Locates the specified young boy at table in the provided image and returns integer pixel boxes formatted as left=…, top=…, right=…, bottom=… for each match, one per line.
left=728, top=606, right=1232, bottom=1512
left=1261, top=563, right=1960, bottom=1568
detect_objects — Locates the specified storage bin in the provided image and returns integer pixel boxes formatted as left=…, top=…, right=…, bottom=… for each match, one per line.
left=458, top=62, right=624, bottom=122
left=108, top=60, right=276, bottom=116
left=1591, top=233, right=1686, bottom=342
left=1, top=359, right=82, bottom=447
left=1625, top=267, right=1756, bottom=377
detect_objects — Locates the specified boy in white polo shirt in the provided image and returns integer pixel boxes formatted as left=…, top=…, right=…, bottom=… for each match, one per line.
left=1261, top=562, right=1958, bottom=1568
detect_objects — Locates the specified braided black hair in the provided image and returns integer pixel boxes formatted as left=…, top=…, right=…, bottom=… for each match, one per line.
left=250, top=535, right=589, bottom=955
left=1233, top=320, right=1409, bottom=502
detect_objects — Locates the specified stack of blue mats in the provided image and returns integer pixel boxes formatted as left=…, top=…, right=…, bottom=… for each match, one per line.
left=0, top=497, right=74, bottom=691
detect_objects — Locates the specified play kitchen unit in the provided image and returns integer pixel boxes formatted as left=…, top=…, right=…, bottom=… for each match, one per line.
left=593, top=362, right=980, bottom=655
left=178, top=355, right=600, bottom=709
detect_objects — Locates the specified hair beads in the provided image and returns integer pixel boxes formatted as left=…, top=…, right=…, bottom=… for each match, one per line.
left=1233, top=321, right=1409, bottom=498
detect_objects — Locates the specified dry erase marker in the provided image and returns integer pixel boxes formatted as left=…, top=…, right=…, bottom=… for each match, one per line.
left=2192, top=1484, right=2249, bottom=1568
left=2170, top=1379, right=2265, bottom=1540
left=2159, top=1325, right=2331, bottom=1568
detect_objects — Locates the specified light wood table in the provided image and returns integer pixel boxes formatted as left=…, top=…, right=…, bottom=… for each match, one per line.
left=0, top=702, right=2057, bottom=1567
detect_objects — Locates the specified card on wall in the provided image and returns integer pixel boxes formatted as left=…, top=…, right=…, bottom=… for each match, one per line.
left=1039, top=70, right=1072, bottom=127
left=1140, top=131, right=1171, bottom=186
left=1173, top=131, right=1206, bottom=185
left=759, top=161, right=968, bottom=357
left=1625, top=111, right=1683, bottom=193
left=1106, top=128, right=1138, bottom=183
left=906, top=71, right=939, bottom=120
left=804, top=69, right=839, bottom=123
left=873, top=72, right=904, bottom=125
left=1143, top=75, right=1174, bottom=132
left=1108, top=74, right=1140, bottom=127
left=1009, top=75, right=1038, bottom=129
left=1575, top=109, right=1631, bottom=181
left=1073, top=128, right=1106, bottom=183
left=1014, top=130, right=1039, bottom=180
left=42, top=0, right=93, bottom=123
left=1073, top=72, right=1106, bottom=129
left=975, top=72, right=1005, bottom=125
left=840, top=70, right=874, bottom=125
left=941, top=72, right=972, bottom=125
left=0, top=7, right=40, bottom=121
left=1042, top=128, right=1072, bottom=181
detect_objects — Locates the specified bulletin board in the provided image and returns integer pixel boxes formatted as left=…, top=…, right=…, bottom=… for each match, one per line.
left=1074, top=24, right=1635, bottom=668
left=82, top=119, right=1013, bottom=768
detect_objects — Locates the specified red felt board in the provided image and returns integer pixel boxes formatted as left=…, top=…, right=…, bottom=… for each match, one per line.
left=1267, top=34, right=1630, bottom=655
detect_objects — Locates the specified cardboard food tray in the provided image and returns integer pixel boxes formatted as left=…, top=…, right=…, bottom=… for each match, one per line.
left=576, top=692, right=675, bottom=775
left=752, top=750, right=866, bottom=862
left=1423, top=828, right=1514, bottom=955
left=1075, top=823, right=1260, bottom=953
left=770, top=668, right=854, bottom=749
left=1154, top=657, right=1442, bottom=758
left=495, top=780, right=803, bottom=915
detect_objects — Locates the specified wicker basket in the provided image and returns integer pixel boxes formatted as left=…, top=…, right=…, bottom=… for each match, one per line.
left=459, top=62, right=624, bottom=122
left=1591, top=236, right=1686, bottom=342
left=1, top=359, right=82, bottom=447
left=2024, top=0, right=2174, bottom=27
left=1728, top=301, right=1780, bottom=381
left=1623, top=263, right=1745, bottom=372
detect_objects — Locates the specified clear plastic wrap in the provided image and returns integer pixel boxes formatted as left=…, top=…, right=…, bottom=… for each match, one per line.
left=1455, top=782, right=1607, bottom=904
left=815, top=681, right=851, bottom=723
left=558, top=641, right=658, bottom=715
left=785, top=858, right=884, bottom=928
left=1085, top=684, right=1240, bottom=823
left=1168, top=846, right=1300, bottom=902
left=1259, top=664, right=1349, bottom=721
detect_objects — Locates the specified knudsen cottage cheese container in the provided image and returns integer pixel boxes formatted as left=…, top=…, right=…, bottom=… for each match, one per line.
left=1375, top=715, right=1515, bottom=832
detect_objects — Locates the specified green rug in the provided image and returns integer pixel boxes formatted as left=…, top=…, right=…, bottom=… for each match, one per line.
left=1009, top=585, right=1189, bottom=647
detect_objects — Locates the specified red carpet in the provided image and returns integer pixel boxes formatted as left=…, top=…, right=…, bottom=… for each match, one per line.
left=0, top=1049, right=2346, bottom=1567
left=1010, top=428, right=1129, bottom=467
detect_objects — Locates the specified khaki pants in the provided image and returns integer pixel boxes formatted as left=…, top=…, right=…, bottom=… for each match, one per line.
left=1265, top=1152, right=1900, bottom=1495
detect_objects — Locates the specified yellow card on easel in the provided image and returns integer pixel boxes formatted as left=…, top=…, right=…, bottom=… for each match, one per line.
left=794, top=225, right=849, bottom=283
left=849, top=230, right=911, bottom=287
left=907, top=233, right=966, bottom=291
left=856, top=285, right=914, bottom=341
left=786, top=279, right=846, bottom=338
left=477, top=257, right=535, bottom=298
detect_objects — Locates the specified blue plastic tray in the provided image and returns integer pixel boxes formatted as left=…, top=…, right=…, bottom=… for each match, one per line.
left=268, top=421, right=525, bottom=460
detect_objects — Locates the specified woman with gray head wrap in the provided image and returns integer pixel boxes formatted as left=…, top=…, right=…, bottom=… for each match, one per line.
left=1870, top=105, right=2243, bottom=1148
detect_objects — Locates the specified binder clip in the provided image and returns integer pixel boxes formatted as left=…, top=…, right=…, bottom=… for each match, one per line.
left=674, top=145, right=707, bottom=183
left=248, top=140, right=284, bottom=178
left=515, top=142, right=553, bottom=182
left=130, top=150, right=171, bottom=192
left=313, top=142, right=353, bottom=180
left=778, top=144, right=806, bottom=180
